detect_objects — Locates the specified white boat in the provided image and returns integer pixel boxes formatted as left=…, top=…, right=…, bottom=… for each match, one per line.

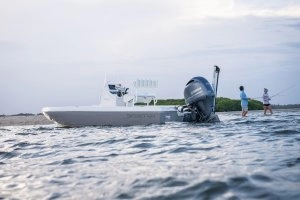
left=42, top=66, right=220, bottom=127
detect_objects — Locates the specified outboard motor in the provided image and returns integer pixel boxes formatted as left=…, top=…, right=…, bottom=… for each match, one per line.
left=183, top=77, right=215, bottom=122
left=178, top=66, right=220, bottom=123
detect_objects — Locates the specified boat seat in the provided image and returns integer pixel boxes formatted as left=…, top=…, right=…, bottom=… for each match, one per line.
left=136, top=94, right=157, bottom=105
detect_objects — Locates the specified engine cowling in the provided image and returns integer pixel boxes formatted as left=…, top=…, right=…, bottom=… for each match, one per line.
left=183, top=77, right=215, bottom=122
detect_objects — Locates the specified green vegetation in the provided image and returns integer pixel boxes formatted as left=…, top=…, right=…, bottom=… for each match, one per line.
left=156, top=99, right=185, bottom=106
left=12, top=113, right=35, bottom=116
left=215, top=97, right=263, bottom=111
left=135, top=99, right=185, bottom=106
left=155, top=97, right=264, bottom=112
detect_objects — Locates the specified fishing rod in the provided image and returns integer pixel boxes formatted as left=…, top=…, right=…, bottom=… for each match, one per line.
left=251, top=84, right=296, bottom=100
left=269, top=84, right=296, bottom=98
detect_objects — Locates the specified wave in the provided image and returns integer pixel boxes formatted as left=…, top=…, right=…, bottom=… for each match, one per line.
left=118, top=176, right=280, bottom=200
left=0, top=150, right=19, bottom=160
left=0, top=109, right=299, bottom=199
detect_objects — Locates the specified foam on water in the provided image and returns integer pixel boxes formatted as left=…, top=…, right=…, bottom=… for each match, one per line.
left=0, top=109, right=300, bottom=199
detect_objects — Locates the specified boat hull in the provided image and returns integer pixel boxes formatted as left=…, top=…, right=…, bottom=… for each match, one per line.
left=42, top=106, right=183, bottom=127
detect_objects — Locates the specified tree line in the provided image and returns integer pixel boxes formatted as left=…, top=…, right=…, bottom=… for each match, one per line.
left=2, top=98, right=299, bottom=116
left=155, top=97, right=264, bottom=112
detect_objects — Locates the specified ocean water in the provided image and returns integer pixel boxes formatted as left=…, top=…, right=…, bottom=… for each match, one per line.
left=0, top=109, right=300, bottom=200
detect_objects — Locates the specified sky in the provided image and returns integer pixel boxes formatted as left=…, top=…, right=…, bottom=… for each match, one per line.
left=1, top=0, right=300, bottom=114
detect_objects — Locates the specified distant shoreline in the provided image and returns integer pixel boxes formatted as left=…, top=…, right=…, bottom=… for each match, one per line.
left=0, top=115, right=54, bottom=127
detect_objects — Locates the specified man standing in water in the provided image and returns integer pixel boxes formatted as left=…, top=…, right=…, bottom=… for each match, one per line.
left=239, top=86, right=250, bottom=117
left=262, top=88, right=273, bottom=115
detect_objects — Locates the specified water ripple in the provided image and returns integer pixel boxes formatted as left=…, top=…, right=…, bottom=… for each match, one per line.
left=0, top=151, right=19, bottom=160
left=0, top=109, right=299, bottom=199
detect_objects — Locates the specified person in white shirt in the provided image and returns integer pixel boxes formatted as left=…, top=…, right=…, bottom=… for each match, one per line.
left=262, top=88, right=273, bottom=115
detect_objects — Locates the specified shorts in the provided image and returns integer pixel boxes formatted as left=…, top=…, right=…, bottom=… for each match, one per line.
left=263, top=104, right=270, bottom=106
left=242, top=106, right=248, bottom=111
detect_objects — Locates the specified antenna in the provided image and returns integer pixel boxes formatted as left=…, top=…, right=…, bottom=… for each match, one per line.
left=212, top=65, right=220, bottom=113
